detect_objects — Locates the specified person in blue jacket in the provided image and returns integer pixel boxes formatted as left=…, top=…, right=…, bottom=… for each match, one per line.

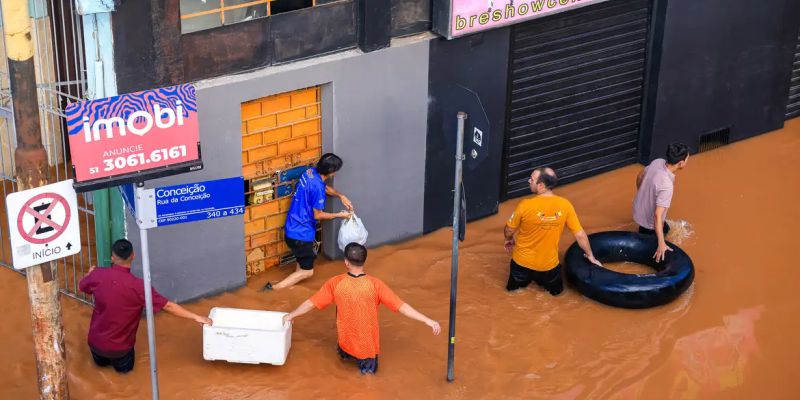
left=264, top=153, right=353, bottom=291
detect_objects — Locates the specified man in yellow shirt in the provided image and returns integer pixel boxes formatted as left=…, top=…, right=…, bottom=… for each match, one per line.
left=503, top=168, right=602, bottom=295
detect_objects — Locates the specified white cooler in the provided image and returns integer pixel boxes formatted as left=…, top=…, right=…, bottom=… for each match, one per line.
left=203, top=307, right=292, bottom=365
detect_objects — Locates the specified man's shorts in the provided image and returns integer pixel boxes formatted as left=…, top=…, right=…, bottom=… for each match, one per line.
left=338, top=346, right=379, bottom=374
left=638, top=222, right=670, bottom=236
left=90, top=347, right=135, bottom=373
left=285, top=237, right=317, bottom=270
left=506, top=260, right=563, bottom=296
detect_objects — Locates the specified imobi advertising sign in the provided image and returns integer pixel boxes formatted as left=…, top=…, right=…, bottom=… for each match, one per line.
left=65, top=84, right=203, bottom=191
left=433, top=0, right=610, bottom=39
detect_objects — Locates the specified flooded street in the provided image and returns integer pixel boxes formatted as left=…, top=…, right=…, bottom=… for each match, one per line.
left=1, top=121, right=799, bottom=399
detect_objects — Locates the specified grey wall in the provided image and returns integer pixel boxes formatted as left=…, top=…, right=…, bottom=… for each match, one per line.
left=126, top=70, right=250, bottom=302
left=127, top=36, right=431, bottom=302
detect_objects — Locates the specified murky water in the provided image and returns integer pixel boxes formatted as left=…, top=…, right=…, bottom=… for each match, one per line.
left=603, top=262, right=653, bottom=275
left=1, top=121, right=799, bottom=399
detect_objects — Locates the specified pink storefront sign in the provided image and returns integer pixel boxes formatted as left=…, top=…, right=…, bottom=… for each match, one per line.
left=434, top=0, right=611, bottom=39
left=65, top=84, right=203, bottom=191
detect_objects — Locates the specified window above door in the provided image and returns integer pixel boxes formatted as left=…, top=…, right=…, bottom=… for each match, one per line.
left=180, top=0, right=316, bottom=34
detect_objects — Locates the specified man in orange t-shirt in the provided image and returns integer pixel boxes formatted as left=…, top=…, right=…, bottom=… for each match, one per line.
left=284, top=243, right=441, bottom=374
left=504, top=167, right=602, bottom=295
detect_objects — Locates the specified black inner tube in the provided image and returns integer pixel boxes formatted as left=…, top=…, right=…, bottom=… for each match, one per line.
left=564, top=231, right=694, bottom=309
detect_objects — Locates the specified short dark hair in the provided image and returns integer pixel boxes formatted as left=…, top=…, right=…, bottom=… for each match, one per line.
left=666, top=143, right=690, bottom=165
left=344, top=243, right=367, bottom=266
left=535, top=167, right=558, bottom=190
left=112, top=239, right=134, bottom=261
left=317, top=153, right=343, bottom=175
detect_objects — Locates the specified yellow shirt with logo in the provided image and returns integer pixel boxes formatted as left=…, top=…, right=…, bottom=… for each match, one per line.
left=506, top=195, right=583, bottom=271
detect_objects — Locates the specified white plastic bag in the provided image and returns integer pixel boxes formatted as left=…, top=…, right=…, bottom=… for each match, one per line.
left=338, top=214, right=368, bottom=251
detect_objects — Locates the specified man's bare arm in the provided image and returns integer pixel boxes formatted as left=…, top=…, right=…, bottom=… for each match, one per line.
left=325, top=185, right=353, bottom=211
left=504, top=225, right=517, bottom=253
left=283, top=300, right=316, bottom=324
left=313, top=208, right=350, bottom=221
left=398, top=304, right=441, bottom=334
left=504, top=225, right=517, bottom=240
left=163, top=302, right=212, bottom=325
left=653, top=206, right=672, bottom=262
left=573, top=230, right=602, bottom=267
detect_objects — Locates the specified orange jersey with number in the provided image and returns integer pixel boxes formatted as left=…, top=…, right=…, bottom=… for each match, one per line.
left=310, top=274, right=405, bottom=359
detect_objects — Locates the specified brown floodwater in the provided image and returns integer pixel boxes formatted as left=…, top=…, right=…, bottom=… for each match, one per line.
left=603, top=262, right=654, bottom=275
left=1, top=121, right=799, bottom=399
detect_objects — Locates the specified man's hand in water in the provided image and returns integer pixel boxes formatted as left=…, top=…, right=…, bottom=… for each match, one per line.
left=654, top=241, right=673, bottom=263
left=339, top=195, right=353, bottom=212
left=504, top=239, right=515, bottom=253
left=426, top=319, right=441, bottom=335
left=584, top=254, right=603, bottom=267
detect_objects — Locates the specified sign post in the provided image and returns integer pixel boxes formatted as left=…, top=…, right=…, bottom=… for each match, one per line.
left=66, top=83, right=204, bottom=400
left=137, top=183, right=160, bottom=400
left=447, top=112, right=467, bottom=382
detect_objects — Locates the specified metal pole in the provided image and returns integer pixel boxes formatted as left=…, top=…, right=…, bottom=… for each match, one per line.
left=1, top=1, right=69, bottom=397
left=136, top=184, right=160, bottom=400
left=447, top=112, right=467, bottom=382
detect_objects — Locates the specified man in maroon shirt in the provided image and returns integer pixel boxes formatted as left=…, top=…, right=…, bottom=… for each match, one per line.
left=79, top=239, right=211, bottom=373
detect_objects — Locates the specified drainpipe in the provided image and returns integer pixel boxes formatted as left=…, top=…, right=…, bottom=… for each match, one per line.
left=77, top=0, right=124, bottom=265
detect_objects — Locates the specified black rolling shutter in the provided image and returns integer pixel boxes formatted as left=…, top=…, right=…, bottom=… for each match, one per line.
left=786, top=30, right=800, bottom=120
left=504, top=0, right=651, bottom=199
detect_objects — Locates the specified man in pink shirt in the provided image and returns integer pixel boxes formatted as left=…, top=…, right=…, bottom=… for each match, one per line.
left=79, top=239, right=211, bottom=373
left=633, top=143, right=690, bottom=262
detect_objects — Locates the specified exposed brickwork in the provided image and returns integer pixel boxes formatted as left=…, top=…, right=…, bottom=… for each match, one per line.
left=241, top=87, right=322, bottom=276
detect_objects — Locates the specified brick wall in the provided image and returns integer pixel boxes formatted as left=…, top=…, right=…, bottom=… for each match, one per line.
left=241, top=87, right=322, bottom=276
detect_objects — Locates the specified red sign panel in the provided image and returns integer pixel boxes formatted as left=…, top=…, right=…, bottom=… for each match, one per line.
left=17, top=192, right=72, bottom=244
left=65, top=84, right=202, bottom=190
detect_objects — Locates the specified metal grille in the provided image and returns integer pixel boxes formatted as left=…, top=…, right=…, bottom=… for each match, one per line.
left=786, top=31, right=800, bottom=119
left=503, top=0, right=651, bottom=199
left=0, top=0, right=96, bottom=305
left=697, top=127, right=730, bottom=153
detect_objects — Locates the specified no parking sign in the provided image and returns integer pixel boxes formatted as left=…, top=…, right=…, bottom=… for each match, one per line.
left=5, top=180, right=81, bottom=269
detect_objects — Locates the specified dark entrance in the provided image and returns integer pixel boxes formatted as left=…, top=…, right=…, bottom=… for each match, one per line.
left=503, top=0, right=653, bottom=199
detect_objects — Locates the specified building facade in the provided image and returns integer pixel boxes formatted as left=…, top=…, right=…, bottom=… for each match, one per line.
left=95, top=0, right=800, bottom=301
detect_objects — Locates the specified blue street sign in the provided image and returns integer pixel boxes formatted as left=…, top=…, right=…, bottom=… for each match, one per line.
left=154, top=177, right=244, bottom=227
left=120, top=183, right=136, bottom=216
